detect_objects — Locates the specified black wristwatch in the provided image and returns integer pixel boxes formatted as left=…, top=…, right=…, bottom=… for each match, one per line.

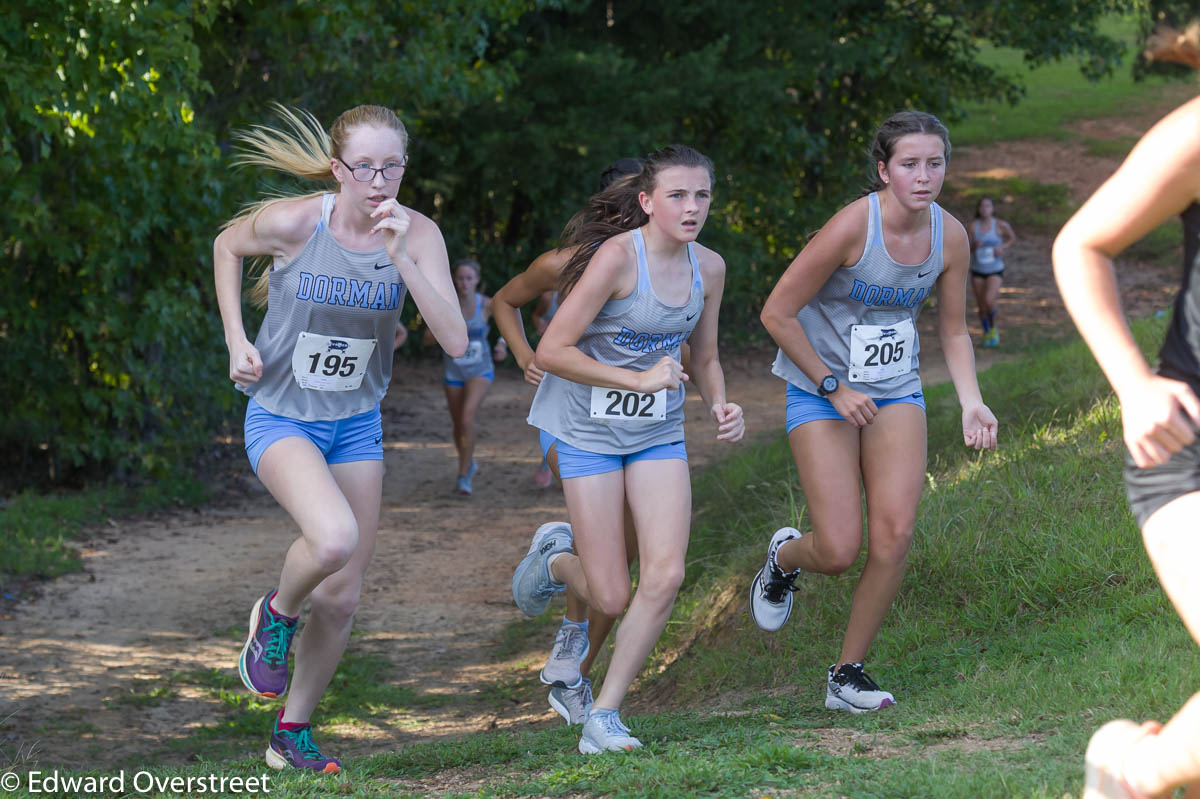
left=817, top=374, right=839, bottom=397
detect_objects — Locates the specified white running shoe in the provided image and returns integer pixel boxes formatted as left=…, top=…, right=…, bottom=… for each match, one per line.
left=824, top=663, right=896, bottom=713
left=511, top=522, right=572, bottom=617
left=540, top=623, right=589, bottom=688
left=579, top=709, right=642, bottom=754
left=749, top=527, right=802, bottom=632
left=548, top=678, right=593, bottom=726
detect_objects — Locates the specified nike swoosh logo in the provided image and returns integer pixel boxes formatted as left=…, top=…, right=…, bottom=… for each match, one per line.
left=917, top=269, right=933, bottom=278
left=686, top=312, right=698, bottom=321
left=374, top=263, right=393, bottom=270
left=374, top=437, right=382, bottom=445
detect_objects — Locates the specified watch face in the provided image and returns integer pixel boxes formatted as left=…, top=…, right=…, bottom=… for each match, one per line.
left=822, top=376, right=838, bottom=393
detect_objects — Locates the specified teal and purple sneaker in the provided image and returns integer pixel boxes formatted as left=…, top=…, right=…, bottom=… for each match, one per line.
left=238, top=590, right=297, bottom=699
left=265, top=710, right=341, bottom=774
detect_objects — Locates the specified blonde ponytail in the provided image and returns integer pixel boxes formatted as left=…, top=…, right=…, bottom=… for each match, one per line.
left=224, top=103, right=409, bottom=307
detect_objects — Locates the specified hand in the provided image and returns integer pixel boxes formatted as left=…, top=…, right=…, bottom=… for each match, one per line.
left=393, top=324, right=409, bottom=352
left=711, top=402, right=745, bottom=442
left=370, top=199, right=411, bottom=262
left=1119, top=375, right=1200, bottom=468
left=515, top=351, right=545, bottom=386
left=962, top=403, right=998, bottom=450
left=637, top=355, right=689, bottom=393
left=228, top=339, right=263, bottom=388
left=827, top=385, right=878, bottom=427
left=493, top=340, right=508, bottom=362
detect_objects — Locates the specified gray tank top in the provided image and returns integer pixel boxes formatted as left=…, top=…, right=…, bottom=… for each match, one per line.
left=443, top=293, right=494, bottom=382
left=527, top=227, right=704, bottom=455
left=240, top=193, right=407, bottom=421
left=970, top=218, right=1004, bottom=275
left=772, top=192, right=943, bottom=398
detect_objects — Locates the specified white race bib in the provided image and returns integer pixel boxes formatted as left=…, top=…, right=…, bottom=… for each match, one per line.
left=291, top=332, right=376, bottom=391
left=453, top=340, right=484, bottom=366
left=976, top=246, right=995, bottom=265
left=848, top=319, right=915, bottom=383
left=589, top=386, right=667, bottom=423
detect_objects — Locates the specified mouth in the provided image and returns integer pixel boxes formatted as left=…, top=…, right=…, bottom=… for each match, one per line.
left=367, top=194, right=389, bottom=205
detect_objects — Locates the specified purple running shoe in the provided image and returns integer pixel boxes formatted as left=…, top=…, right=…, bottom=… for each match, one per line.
left=265, top=710, right=341, bottom=774
left=238, top=590, right=297, bottom=699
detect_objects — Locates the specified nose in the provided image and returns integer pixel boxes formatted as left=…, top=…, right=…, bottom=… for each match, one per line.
left=370, top=169, right=388, bottom=189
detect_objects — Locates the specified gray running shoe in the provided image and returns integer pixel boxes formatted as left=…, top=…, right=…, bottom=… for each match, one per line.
left=548, top=677, right=593, bottom=725
left=511, top=522, right=572, bottom=617
left=749, top=527, right=802, bottom=632
left=579, top=708, right=642, bottom=754
left=540, top=624, right=590, bottom=688
left=825, top=662, right=896, bottom=713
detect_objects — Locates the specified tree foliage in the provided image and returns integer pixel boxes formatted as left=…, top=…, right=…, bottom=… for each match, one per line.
left=1, top=0, right=1140, bottom=484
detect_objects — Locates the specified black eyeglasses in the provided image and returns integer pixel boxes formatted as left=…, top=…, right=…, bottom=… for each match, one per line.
left=337, top=155, right=408, bottom=182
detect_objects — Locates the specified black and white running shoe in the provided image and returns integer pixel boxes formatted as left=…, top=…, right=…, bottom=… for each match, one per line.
left=748, top=527, right=802, bottom=632
left=825, top=662, right=896, bottom=713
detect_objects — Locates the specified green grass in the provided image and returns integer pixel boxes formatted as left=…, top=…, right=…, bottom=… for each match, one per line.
left=0, top=471, right=211, bottom=590
left=9, top=316, right=1193, bottom=798
left=954, top=15, right=1195, bottom=146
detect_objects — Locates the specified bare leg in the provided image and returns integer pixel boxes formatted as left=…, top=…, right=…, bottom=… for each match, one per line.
left=282, top=459, right=383, bottom=724
left=839, top=404, right=925, bottom=665
left=592, top=458, right=690, bottom=711
left=255, top=438, right=361, bottom=617
left=1120, top=492, right=1200, bottom=796
left=581, top=503, right=638, bottom=678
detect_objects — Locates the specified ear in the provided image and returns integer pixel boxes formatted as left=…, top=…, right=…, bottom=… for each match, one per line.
left=638, top=190, right=653, bottom=215
left=876, top=160, right=889, bottom=186
left=331, top=158, right=349, bottom=186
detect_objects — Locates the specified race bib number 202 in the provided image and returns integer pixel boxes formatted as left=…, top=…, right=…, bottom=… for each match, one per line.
left=589, top=386, right=667, bottom=423
left=848, top=319, right=915, bottom=384
left=291, top=332, right=377, bottom=391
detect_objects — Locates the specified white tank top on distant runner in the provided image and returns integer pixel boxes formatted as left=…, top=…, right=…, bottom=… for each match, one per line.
left=527, top=227, right=704, bottom=455
left=772, top=191, right=943, bottom=399
left=239, top=193, right=408, bottom=421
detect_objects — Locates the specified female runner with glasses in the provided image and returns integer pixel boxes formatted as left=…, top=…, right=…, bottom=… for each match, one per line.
left=215, top=105, right=466, bottom=773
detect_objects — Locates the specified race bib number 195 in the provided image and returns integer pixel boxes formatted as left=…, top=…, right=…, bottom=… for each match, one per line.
left=589, top=386, right=667, bottom=422
left=291, top=332, right=377, bottom=391
left=848, top=319, right=915, bottom=383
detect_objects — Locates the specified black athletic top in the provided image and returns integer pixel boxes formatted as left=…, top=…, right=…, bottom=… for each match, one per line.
left=1159, top=203, right=1200, bottom=392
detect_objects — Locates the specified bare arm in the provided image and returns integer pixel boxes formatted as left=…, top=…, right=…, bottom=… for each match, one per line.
left=937, top=215, right=997, bottom=449
left=212, top=195, right=323, bottom=385
left=535, top=235, right=684, bottom=392
left=1053, top=97, right=1200, bottom=467
left=371, top=200, right=468, bottom=358
left=493, top=249, right=570, bottom=384
left=997, top=218, right=1017, bottom=256
left=687, top=248, right=744, bottom=441
left=760, top=198, right=880, bottom=427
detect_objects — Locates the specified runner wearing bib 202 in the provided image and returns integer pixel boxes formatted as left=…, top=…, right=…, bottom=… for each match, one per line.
left=512, top=145, right=744, bottom=754
left=752, top=111, right=996, bottom=718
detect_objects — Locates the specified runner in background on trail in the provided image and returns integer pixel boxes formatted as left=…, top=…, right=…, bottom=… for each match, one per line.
left=214, top=104, right=467, bottom=774
left=750, top=110, right=997, bottom=715
left=423, top=258, right=507, bottom=495
left=969, top=196, right=1016, bottom=348
left=1054, top=26, right=1200, bottom=799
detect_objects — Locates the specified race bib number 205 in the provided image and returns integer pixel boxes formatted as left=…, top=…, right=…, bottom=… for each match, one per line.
left=848, top=319, right=915, bottom=383
left=291, top=332, right=377, bottom=391
left=589, top=386, right=667, bottom=422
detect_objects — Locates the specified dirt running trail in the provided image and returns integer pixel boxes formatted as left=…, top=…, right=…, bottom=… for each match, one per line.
left=0, top=114, right=1178, bottom=768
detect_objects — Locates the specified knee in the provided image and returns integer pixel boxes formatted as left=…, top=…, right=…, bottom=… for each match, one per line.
left=809, top=530, right=862, bottom=575
left=310, top=582, right=362, bottom=626
left=591, top=581, right=631, bottom=619
left=868, top=521, right=915, bottom=565
left=307, top=523, right=358, bottom=574
left=638, top=561, right=685, bottom=605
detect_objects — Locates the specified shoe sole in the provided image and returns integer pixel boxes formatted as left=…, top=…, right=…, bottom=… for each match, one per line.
left=824, top=693, right=895, bottom=714
left=578, top=737, right=640, bottom=755
left=511, top=522, right=572, bottom=617
left=239, top=594, right=284, bottom=700
left=547, top=692, right=579, bottom=725
left=748, top=527, right=801, bottom=632
left=540, top=640, right=589, bottom=688
left=265, top=745, right=340, bottom=774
